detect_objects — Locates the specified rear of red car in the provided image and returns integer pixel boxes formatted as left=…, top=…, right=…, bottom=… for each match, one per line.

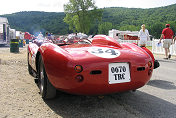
left=43, top=43, right=153, bottom=95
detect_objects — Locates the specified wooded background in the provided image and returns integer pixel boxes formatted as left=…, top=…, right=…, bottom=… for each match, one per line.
left=1, top=4, right=176, bottom=38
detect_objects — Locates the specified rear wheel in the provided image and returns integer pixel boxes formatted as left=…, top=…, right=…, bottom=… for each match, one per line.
left=38, top=56, right=56, bottom=99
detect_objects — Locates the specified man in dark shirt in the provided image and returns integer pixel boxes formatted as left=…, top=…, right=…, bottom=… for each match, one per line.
left=159, top=24, right=174, bottom=59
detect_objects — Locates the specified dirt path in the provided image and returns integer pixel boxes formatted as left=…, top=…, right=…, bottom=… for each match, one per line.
left=0, top=47, right=60, bottom=118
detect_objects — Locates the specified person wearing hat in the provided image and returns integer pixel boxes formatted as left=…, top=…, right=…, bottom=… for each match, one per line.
left=159, top=24, right=174, bottom=59
left=138, top=24, right=150, bottom=47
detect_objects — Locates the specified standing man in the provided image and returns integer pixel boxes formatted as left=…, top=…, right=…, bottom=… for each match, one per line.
left=159, top=24, right=174, bottom=59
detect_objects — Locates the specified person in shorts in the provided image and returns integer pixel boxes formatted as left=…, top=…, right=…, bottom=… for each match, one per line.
left=138, top=24, right=150, bottom=47
left=159, top=24, right=174, bottom=59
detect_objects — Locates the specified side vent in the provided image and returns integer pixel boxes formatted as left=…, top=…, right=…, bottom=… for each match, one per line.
left=90, top=70, right=102, bottom=75
left=137, top=67, right=145, bottom=71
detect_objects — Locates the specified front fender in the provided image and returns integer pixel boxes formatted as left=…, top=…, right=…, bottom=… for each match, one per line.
left=28, top=43, right=39, bottom=71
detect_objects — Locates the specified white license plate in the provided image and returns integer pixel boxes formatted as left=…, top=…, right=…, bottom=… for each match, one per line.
left=109, top=63, right=131, bottom=84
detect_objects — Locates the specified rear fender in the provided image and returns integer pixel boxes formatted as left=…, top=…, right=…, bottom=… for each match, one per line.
left=140, top=46, right=155, bottom=64
left=37, top=43, right=73, bottom=86
left=122, top=43, right=154, bottom=61
left=140, top=46, right=160, bottom=69
left=28, top=43, right=39, bottom=71
left=121, top=43, right=154, bottom=63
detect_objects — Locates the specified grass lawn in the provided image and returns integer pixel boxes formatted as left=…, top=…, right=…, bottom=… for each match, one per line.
left=146, top=46, right=152, bottom=51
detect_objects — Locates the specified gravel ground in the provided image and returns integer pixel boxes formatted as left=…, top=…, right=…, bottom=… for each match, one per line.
left=0, top=46, right=60, bottom=118
left=0, top=46, right=175, bottom=118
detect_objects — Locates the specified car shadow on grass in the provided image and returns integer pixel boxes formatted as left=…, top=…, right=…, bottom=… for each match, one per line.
left=44, top=91, right=176, bottom=118
left=147, top=80, right=176, bottom=90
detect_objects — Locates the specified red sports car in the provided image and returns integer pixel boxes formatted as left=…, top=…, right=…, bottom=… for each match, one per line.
left=27, top=35, right=159, bottom=99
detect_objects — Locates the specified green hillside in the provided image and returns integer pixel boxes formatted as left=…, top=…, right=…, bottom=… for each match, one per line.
left=1, top=4, right=176, bottom=38
left=102, top=4, right=176, bottom=38
left=1, top=11, right=69, bottom=35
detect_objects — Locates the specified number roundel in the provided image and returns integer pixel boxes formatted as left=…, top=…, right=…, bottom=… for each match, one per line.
left=88, top=47, right=121, bottom=58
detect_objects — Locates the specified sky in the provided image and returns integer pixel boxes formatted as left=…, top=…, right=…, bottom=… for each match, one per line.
left=0, top=0, right=176, bottom=15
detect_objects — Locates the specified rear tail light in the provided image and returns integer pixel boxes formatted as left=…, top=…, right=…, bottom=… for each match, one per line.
left=75, top=75, right=84, bottom=82
left=148, top=61, right=152, bottom=68
left=75, top=65, right=83, bottom=73
left=148, top=69, right=152, bottom=75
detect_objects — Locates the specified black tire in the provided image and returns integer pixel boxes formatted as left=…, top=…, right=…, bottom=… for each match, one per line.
left=28, top=53, right=33, bottom=76
left=38, top=55, right=56, bottom=99
left=28, top=62, right=33, bottom=75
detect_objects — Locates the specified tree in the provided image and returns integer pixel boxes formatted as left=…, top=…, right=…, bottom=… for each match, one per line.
left=149, top=23, right=164, bottom=38
left=98, top=22, right=113, bottom=35
left=64, top=0, right=103, bottom=34
left=119, top=25, right=139, bottom=31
